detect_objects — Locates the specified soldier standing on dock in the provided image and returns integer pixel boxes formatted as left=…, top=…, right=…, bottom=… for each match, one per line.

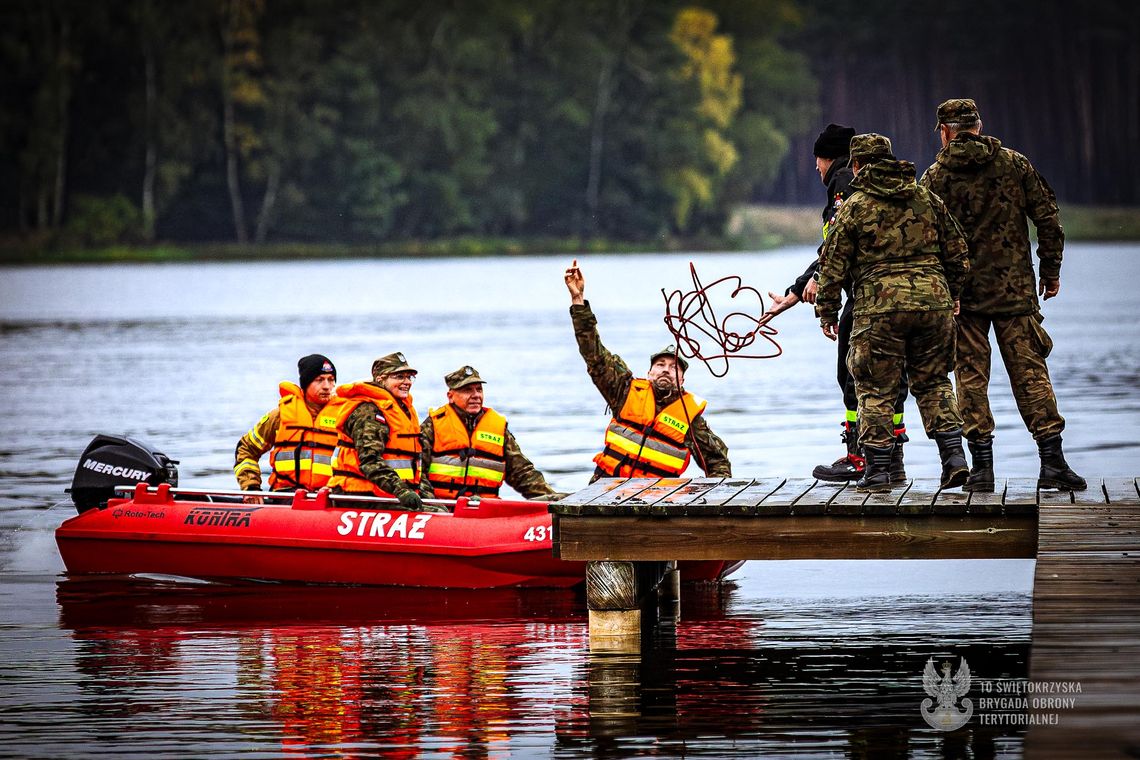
left=921, top=98, right=1085, bottom=492
left=564, top=260, right=731, bottom=482
left=815, top=133, right=970, bottom=492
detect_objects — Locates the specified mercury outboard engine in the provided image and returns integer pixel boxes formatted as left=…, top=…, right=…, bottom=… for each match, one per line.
left=69, top=434, right=179, bottom=513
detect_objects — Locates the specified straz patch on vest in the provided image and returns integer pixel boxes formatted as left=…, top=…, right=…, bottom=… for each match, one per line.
left=474, top=430, right=504, bottom=446
left=184, top=506, right=259, bottom=528
left=336, top=510, right=432, bottom=540
left=658, top=414, right=690, bottom=434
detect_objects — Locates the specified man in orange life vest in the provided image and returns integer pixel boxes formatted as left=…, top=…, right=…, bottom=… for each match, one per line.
left=565, top=260, right=732, bottom=481
left=421, top=365, right=565, bottom=500
left=327, top=352, right=444, bottom=512
left=234, top=354, right=341, bottom=500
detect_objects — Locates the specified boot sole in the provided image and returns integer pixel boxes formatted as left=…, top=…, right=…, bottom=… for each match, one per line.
left=1038, top=478, right=1088, bottom=491
left=940, top=468, right=969, bottom=490
left=856, top=482, right=894, bottom=493
left=963, top=482, right=995, bottom=493
left=812, top=471, right=862, bottom=482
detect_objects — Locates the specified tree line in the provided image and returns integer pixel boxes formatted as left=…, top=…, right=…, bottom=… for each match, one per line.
left=1, top=0, right=1134, bottom=250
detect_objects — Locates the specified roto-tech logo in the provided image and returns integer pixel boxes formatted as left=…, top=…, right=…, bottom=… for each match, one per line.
left=921, top=657, right=973, bottom=731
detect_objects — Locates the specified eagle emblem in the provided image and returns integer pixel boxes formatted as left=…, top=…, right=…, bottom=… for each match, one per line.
left=920, top=657, right=973, bottom=731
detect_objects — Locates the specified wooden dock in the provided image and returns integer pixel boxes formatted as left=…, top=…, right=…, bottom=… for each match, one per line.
left=549, top=475, right=1140, bottom=755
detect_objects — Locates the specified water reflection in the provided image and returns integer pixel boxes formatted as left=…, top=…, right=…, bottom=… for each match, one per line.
left=54, top=577, right=1029, bottom=757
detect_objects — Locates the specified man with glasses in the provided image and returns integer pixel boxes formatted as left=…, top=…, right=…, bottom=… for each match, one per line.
left=328, top=352, right=443, bottom=512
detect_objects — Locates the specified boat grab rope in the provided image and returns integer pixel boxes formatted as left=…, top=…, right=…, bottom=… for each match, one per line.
left=662, top=261, right=782, bottom=378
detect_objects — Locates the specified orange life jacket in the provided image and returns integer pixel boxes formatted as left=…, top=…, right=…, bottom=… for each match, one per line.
left=426, top=404, right=507, bottom=499
left=268, top=382, right=343, bottom=491
left=328, top=382, right=422, bottom=495
left=593, top=379, right=707, bottom=478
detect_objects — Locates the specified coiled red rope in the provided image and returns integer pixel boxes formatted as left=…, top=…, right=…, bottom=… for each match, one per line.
left=662, top=262, right=782, bottom=377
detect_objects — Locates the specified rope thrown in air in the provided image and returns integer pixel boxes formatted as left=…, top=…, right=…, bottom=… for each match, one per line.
left=662, top=262, right=782, bottom=377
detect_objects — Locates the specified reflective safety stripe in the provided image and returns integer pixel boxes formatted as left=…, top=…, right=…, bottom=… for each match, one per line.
left=845, top=409, right=859, bottom=423
left=234, top=458, right=260, bottom=475
left=428, top=456, right=506, bottom=483
left=385, top=457, right=416, bottom=481
left=603, top=423, right=687, bottom=472
left=246, top=427, right=266, bottom=448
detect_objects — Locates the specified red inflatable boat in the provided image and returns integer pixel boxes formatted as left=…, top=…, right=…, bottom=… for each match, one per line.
left=55, top=434, right=740, bottom=589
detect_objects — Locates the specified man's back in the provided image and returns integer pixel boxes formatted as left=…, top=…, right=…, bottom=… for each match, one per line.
left=921, top=133, right=1063, bottom=315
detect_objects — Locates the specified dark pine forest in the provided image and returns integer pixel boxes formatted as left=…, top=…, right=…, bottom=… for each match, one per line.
left=2, top=0, right=1136, bottom=250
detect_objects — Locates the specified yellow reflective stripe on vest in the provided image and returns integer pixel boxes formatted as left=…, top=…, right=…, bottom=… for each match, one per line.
left=603, top=423, right=687, bottom=472
left=428, top=456, right=506, bottom=483
left=384, top=457, right=416, bottom=481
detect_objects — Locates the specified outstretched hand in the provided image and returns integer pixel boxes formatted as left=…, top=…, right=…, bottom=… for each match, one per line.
left=564, top=259, right=585, bottom=305
left=758, top=290, right=800, bottom=327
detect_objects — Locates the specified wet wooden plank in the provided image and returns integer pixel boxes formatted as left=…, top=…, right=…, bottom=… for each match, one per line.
left=897, top=479, right=940, bottom=514
left=1070, top=478, right=1108, bottom=506
left=792, top=480, right=844, bottom=515
left=1103, top=477, right=1140, bottom=505
left=1037, top=488, right=1074, bottom=507
left=617, top=478, right=689, bottom=507
left=1003, top=478, right=1040, bottom=515
left=756, top=478, right=816, bottom=514
left=826, top=484, right=869, bottom=515
left=721, top=478, right=789, bottom=515
left=654, top=478, right=723, bottom=517
left=863, top=481, right=910, bottom=515
left=692, top=478, right=770, bottom=516
left=554, top=478, right=629, bottom=510
left=555, top=514, right=1039, bottom=561
left=967, top=479, right=1006, bottom=515
left=933, top=486, right=970, bottom=515
left=582, top=478, right=661, bottom=515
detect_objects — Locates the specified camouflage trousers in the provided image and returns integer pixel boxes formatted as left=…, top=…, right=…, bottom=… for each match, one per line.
left=955, top=310, right=1064, bottom=442
left=848, top=310, right=962, bottom=449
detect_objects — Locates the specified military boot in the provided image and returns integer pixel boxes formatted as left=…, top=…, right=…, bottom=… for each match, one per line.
left=934, top=429, right=969, bottom=489
left=1037, top=434, right=1087, bottom=491
left=889, top=432, right=909, bottom=483
left=812, top=421, right=865, bottom=482
left=855, top=444, right=894, bottom=493
left=964, top=437, right=995, bottom=493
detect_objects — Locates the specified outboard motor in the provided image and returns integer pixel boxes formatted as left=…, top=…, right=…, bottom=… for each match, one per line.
left=69, top=434, right=179, bottom=513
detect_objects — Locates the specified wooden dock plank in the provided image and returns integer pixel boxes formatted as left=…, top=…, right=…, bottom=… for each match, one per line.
left=554, top=478, right=629, bottom=510
left=582, top=478, right=661, bottom=515
left=708, top=478, right=781, bottom=516
left=1037, top=488, right=1074, bottom=506
left=897, top=479, right=940, bottom=514
left=863, top=481, right=910, bottom=515
left=755, top=478, right=816, bottom=514
left=554, top=514, right=1039, bottom=561
left=1003, top=478, right=1039, bottom=514
left=1070, top=478, right=1108, bottom=506
left=826, top=484, right=869, bottom=515
left=1103, top=477, right=1140, bottom=505
left=1026, top=502, right=1140, bottom=758
left=966, top=478, right=1006, bottom=515
left=933, top=486, right=970, bottom=514
left=653, top=478, right=723, bottom=516
left=792, top=480, right=844, bottom=515
left=616, top=478, right=689, bottom=508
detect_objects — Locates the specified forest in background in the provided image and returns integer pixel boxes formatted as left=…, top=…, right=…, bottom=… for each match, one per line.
left=1, top=0, right=1136, bottom=253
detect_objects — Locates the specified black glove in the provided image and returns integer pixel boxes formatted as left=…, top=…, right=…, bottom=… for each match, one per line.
left=396, top=489, right=423, bottom=511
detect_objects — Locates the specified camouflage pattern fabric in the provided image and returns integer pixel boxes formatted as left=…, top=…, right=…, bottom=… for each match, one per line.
left=342, top=402, right=434, bottom=498
left=570, top=302, right=731, bottom=478
left=956, top=310, right=1064, bottom=442
left=920, top=133, right=1063, bottom=316
left=420, top=411, right=564, bottom=500
left=233, top=406, right=279, bottom=491
left=848, top=311, right=962, bottom=449
left=816, top=158, right=968, bottom=324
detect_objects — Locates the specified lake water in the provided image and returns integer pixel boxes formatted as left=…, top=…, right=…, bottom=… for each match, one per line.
left=1, top=244, right=1137, bottom=757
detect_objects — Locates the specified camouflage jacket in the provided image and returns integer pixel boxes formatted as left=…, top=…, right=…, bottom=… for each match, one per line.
left=233, top=406, right=280, bottom=490
left=343, top=398, right=434, bottom=498
left=420, top=408, right=563, bottom=500
left=570, top=302, right=731, bottom=477
left=920, top=133, right=1063, bottom=315
left=816, top=159, right=969, bottom=324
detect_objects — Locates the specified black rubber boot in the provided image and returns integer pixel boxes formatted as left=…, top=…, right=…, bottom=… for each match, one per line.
left=813, top=421, right=865, bottom=482
left=964, top=437, right=995, bottom=493
left=1037, top=434, right=1087, bottom=491
left=934, top=430, right=969, bottom=489
left=889, top=432, right=908, bottom=484
left=856, top=444, right=894, bottom=493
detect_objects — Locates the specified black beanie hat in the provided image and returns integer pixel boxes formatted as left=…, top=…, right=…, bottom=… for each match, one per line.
left=298, top=354, right=336, bottom=389
left=813, top=123, right=856, bottom=159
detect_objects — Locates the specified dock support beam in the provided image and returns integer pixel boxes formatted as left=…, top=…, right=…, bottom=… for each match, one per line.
left=585, top=560, right=670, bottom=651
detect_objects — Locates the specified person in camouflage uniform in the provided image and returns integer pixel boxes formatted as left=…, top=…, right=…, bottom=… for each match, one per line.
left=564, top=260, right=731, bottom=481
left=761, top=122, right=911, bottom=483
left=420, top=365, right=567, bottom=500
left=921, top=98, right=1085, bottom=491
left=816, top=133, right=970, bottom=492
left=329, top=352, right=444, bottom=512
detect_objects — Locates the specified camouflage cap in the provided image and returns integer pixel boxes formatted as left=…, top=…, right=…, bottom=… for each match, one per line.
left=848, top=133, right=895, bottom=164
left=371, top=351, right=416, bottom=378
left=444, top=365, right=485, bottom=390
left=935, top=98, right=980, bottom=130
left=649, top=345, right=689, bottom=373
